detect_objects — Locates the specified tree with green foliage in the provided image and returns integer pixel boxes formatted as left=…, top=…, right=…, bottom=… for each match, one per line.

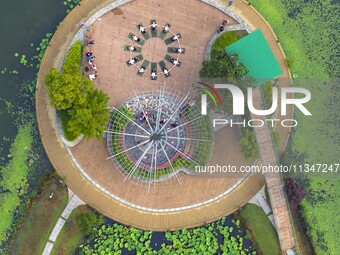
left=75, top=212, right=97, bottom=234
left=67, top=89, right=109, bottom=140
left=199, top=49, right=250, bottom=115
left=200, top=49, right=248, bottom=79
left=45, top=68, right=92, bottom=110
left=45, top=40, right=110, bottom=140
left=62, top=40, right=82, bottom=74
left=239, top=128, right=259, bottom=159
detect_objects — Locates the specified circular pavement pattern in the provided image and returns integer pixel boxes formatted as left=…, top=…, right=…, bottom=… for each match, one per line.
left=69, top=0, right=253, bottom=211
left=125, top=20, right=184, bottom=80
left=107, top=87, right=213, bottom=183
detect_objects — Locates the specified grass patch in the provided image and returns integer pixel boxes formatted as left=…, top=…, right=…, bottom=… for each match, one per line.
left=51, top=206, right=92, bottom=255
left=58, top=110, right=77, bottom=141
left=212, top=30, right=248, bottom=50
left=238, top=204, right=280, bottom=255
left=9, top=180, right=68, bottom=255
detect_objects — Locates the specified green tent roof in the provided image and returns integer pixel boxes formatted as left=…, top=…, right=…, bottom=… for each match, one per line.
left=226, top=29, right=282, bottom=87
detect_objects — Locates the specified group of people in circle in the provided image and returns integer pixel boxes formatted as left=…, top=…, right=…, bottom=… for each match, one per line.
left=126, top=20, right=184, bottom=80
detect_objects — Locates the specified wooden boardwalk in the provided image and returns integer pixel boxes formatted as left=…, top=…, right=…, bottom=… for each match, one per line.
left=228, top=0, right=296, bottom=251
left=251, top=88, right=295, bottom=251
left=228, top=0, right=294, bottom=155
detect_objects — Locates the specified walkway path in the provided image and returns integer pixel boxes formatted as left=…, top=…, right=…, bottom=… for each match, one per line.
left=251, top=88, right=295, bottom=252
left=42, top=189, right=85, bottom=255
left=228, top=0, right=294, bottom=155
left=249, top=188, right=277, bottom=228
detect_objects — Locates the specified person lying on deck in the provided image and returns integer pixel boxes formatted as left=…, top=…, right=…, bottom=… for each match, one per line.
left=163, top=25, right=170, bottom=33
left=175, top=48, right=184, bottom=53
left=163, top=67, right=169, bottom=76
left=170, top=58, right=180, bottom=66
left=151, top=69, right=157, bottom=80
left=132, top=35, right=141, bottom=42
left=128, top=46, right=137, bottom=51
left=171, top=34, right=180, bottom=41
left=138, top=66, right=146, bottom=73
left=151, top=21, right=157, bottom=31
left=139, top=25, right=147, bottom=33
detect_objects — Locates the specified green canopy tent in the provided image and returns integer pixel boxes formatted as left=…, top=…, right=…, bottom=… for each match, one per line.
left=226, top=29, right=282, bottom=87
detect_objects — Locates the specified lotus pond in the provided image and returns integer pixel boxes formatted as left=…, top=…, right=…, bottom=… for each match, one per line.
left=79, top=215, right=256, bottom=255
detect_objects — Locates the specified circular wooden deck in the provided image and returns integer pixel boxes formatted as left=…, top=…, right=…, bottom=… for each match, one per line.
left=35, top=0, right=291, bottom=230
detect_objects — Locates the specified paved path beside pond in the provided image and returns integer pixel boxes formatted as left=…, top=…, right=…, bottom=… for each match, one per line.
left=42, top=189, right=85, bottom=255
left=250, top=188, right=277, bottom=229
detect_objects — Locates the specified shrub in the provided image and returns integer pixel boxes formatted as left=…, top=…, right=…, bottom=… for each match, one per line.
left=261, top=82, right=273, bottom=110
left=45, top=68, right=92, bottom=110
left=45, top=41, right=109, bottom=140
left=67, top=89, right=109, bottom=140
left=58, top=110, right=78, bottom=141
left=62, top=40, right=82, bottom=74
left=75, top=212, right=97, bottom=234
left=239, top=128, right=259, bottom=159
left=285, top=179, right=307, bottom=209
left=200, top=49, right=248, bottom=78
left=212, top=30, right=248, bottom=50
left=273, top=131, right=280, bottom=147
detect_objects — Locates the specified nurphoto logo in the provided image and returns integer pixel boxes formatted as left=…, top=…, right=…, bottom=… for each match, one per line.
left=200, top=83, right=312, bottom=128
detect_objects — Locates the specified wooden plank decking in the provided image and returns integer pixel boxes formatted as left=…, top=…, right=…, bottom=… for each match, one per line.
left=251, top=88, right=295, bottom=251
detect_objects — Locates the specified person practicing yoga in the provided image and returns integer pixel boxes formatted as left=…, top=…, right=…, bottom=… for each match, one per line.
left=151, top=20, right=157, bottom=31
left=138, top=66, right=146, bottom=73
left=151, top=69, right=157, bottom=80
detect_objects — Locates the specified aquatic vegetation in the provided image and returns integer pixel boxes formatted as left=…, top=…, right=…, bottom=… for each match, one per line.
left=248, top=0, right=340, bottom=254
left=64, top=0, right=80, bottom=13
left=79, top=217, right=256, bottom=255
left=19, top=55, right=28, bottom=66
left=0, top=124, right=33, bottom=246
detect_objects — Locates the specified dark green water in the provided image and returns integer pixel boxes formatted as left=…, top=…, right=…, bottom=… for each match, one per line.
left=0, top=0, right=67, bottom=157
